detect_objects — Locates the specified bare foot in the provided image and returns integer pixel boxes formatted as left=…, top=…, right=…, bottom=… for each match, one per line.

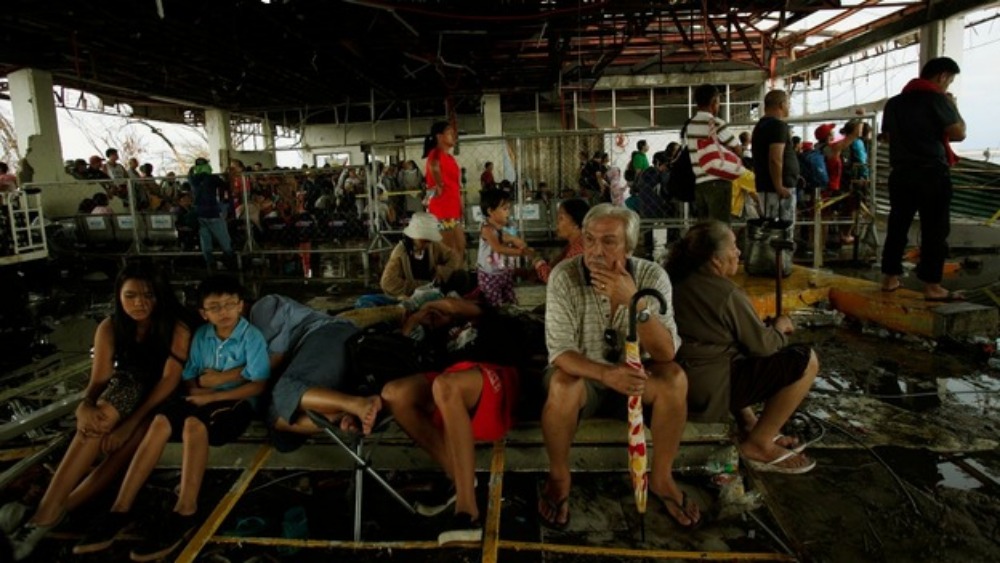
left=881, top=276, right=902, bottom=293
left=354, top=396, right=382, bottom=435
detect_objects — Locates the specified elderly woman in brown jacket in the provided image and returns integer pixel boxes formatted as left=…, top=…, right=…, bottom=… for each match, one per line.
left=666, top=220, right=819, bottom=475
left=380, top=212, right=467, bottom=298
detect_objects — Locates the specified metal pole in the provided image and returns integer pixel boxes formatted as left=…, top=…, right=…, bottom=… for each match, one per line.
left=354, top=441, right=364, bottom=541
left=573, top=91, right=579, bottom=130
left=611, top=88, right=617, bottom=128
left=649, top=87, right=655, bottom=127
left=813, top=187, right=823, bottom=268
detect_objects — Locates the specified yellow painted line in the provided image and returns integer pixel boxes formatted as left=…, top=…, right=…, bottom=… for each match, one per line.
left=211, top=537, right=442, bottom=549
left=209, top=536, right=794, bottom=560
left=982, top=287, right=1000, bottom=308
left=175, top=444, right=273, bottom=562
left=817, top=192, right=852, bottom=211
left=481, top=441, right=506, bottom=563
left=985, top=208, right=1000, bottom=226
left=500, top=540, right=797, bottom=560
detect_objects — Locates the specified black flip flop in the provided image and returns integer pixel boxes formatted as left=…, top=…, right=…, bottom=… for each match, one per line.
left=537, top=495, right=570, bottom=530
left=653, top=491, right=701, bottom=529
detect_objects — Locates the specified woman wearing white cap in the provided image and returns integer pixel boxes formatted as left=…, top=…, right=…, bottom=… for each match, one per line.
left=380, top=212, right=467, bottom=298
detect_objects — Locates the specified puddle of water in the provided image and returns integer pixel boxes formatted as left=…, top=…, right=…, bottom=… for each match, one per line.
left=875, top=448, right=988, bottom=493
left=940, top=375, right=1000, bottom=410
left=936, top=461, right=983, bottom=491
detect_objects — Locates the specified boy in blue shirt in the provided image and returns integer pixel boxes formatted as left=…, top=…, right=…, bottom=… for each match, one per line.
left=71, top=275, right=270, bottom=561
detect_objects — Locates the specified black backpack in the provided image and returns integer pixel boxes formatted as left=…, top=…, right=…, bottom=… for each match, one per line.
left=345, top=323, right=437, bottom=395
left=666, top=119, right=696, bottom=202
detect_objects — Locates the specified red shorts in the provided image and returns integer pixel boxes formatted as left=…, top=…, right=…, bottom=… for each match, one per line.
left=426, top=361, right=519, bottom=441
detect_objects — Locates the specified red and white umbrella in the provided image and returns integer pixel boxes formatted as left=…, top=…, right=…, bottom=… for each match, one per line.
left=626, top=288, right=667, bottom=542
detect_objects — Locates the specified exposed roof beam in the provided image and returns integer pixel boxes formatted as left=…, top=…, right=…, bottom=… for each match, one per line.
left=782, top=0, right=994, bottom=75
left=776, top=0, right=882, bottom=49
left=730, top=11, right=763, bottom=69
left=588, top=13, right=654, bottom=80
left=667, top=6, right=696, bottom=51
left=706, top=15, right=731, bottom=59
left=593, top=69, right=767, bottom=90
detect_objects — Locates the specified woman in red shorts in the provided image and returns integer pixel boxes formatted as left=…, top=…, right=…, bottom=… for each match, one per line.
left=423, top=121, right=466, bottom=259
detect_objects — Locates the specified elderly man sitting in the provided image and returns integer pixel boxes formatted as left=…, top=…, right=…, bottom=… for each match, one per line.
left=538, top=203, right=699, bottom=529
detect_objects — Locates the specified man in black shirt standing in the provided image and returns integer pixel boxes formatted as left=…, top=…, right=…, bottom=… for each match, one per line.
left=880, top=57, right=966, bottom=301
left=751, top=90, right=799, bottom=223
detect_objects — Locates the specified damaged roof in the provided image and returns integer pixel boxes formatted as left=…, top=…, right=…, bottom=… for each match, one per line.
left=0, top=0, right=990, bottom=123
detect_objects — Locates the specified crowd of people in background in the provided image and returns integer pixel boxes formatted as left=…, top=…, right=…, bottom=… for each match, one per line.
left=40, top=89, right=879, bottom=274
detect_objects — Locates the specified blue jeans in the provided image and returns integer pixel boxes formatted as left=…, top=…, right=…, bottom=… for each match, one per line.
left=198, top=217, right=234, bottom=266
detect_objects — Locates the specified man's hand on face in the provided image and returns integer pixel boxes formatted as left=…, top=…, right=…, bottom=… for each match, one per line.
left=590, top=258, right=637, bottom=304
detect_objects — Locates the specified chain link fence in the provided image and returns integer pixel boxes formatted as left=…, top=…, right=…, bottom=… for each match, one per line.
left=23, top=114, right=880, bottom=282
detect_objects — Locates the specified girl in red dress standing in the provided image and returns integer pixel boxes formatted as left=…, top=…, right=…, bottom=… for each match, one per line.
left=423, top=121, right=466, bottom=261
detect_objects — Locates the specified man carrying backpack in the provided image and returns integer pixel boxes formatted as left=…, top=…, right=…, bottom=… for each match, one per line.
left=751, top=90, right=799, bottom=224
left=685, top=85, right=745, bottom=224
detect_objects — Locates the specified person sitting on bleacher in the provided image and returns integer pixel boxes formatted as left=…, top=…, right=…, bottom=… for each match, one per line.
left=538, top=204, right=699, bottom=529
left=532, top=198, right=589, bottom=284
left=249, top=294, right=382, bottom=452
left=90, top=192, right=113, bottom=215
left=10, top=262, right=195, bottom=561
left=381, top=297, right=539, bottom=545
left=69, top=276, right=270, bottom=561
left=666, top=221, right=818, bottom=474
left=0, top=162, right=17, bottom=193
left=173, top=191, right=199, bottom=251
left=380, top=212, right=466, bottom=299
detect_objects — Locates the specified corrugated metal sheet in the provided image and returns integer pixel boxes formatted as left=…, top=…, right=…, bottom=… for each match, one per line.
left=875, top=146, right=1000, bottom=220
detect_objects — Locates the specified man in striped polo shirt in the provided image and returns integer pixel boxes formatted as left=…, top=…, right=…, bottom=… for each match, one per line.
left=538, top=204, right=700, bottom=530
left=685, top=84, right=745, bottom=223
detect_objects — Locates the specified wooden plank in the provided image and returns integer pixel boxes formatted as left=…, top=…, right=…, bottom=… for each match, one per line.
left=175, top=445, right=273, bottom=562
left=829, top=286, right=936, bottom=337
left=481, top=441, right=506, bottom=563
